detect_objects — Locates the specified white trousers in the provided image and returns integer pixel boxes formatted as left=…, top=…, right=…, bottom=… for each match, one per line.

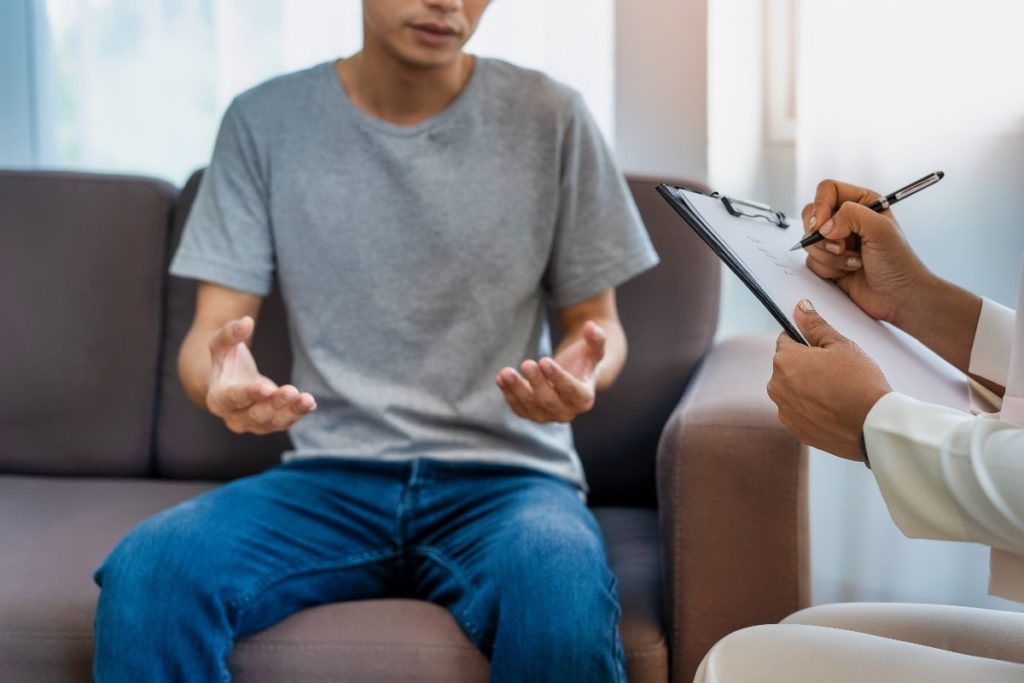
left=695, top=603, right=1024, bottom=683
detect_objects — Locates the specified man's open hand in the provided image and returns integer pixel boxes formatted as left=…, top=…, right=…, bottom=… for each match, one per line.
left=206, top=316, right=316, bottom=435
left=496, top=321, right=606, bottom=424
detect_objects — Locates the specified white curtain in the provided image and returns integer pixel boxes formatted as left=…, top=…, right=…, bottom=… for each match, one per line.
left=35, top=0, right=613, bottom=186
left=796, top=0, right=1024, bottom=610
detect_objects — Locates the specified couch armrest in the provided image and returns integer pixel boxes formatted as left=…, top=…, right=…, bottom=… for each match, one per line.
left=656, top=334, right=810, bottom=682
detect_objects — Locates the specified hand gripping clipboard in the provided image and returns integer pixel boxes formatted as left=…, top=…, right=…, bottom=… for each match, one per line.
left=655, top=184, right=808, bottom=344
left=654, top=182, right=970, bottom=411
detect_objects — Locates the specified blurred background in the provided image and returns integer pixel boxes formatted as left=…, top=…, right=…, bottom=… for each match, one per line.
left=3, top=0, right=1023, bottom=613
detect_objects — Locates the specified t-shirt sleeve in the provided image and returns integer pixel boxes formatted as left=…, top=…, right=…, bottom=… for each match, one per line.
left=169, top=98, right=275, bottom=296
left=543, top=92, right=660, bottom=308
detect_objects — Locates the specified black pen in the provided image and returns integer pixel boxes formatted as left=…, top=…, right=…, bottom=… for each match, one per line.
left=788, top=171, right=944, bottom=251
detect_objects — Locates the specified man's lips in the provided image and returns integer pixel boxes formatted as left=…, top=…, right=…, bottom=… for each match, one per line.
left=409, top=22, right=460, bottom=45
left=411, top=22, right=458, bottom=36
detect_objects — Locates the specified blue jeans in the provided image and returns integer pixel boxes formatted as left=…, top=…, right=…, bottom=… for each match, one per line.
left=92, top=457, right=626, bottom=682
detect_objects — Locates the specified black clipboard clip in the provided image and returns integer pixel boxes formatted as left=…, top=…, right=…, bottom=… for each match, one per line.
left=712, top=193, right=789, bottom=228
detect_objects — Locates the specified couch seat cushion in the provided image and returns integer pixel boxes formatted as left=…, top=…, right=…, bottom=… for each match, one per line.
left=0, top=476, right=665, bottom=682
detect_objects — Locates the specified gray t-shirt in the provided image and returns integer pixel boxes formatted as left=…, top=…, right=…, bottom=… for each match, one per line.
left=170, top=58, right=659, bottom=490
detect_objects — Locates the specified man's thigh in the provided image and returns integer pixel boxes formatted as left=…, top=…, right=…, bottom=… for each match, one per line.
left=406, top=462, right=618, bottom=651
left=95, top=458, right=407, bottom=635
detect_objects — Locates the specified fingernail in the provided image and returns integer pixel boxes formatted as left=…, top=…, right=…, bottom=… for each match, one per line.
left=809, top=214, right=817, bottom=228
left=539, top=359, right=554, bottom=374
left=819, top=219, right=834, bottom=236
left=798, top=299, right=815, bottom=313
left=521, top=363, right=537, bottom=378
left=825, top=242, right=841, bottom=255
left=846, top=256, right=862, bottom=268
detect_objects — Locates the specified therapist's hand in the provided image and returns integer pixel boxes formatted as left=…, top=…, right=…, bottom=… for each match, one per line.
left=801, top=179, right=933, bottom=326
left=769, top=300, right=892, bottom=461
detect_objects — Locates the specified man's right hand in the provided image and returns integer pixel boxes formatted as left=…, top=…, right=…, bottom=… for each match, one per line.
left=801, top=179, right=935, bottom=327
left=206, top=316, right=316, bottom=435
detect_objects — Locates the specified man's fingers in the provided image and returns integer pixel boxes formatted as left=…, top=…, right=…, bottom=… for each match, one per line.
left=246, top=397, right=277, bottom=425
left=267, top=393, right=317, bottom=431
left=210, top=316, right=255, bottom=356
left=226, top=390, right=317, bottom=433
left=215, top=380, right=274, bottom=412
left=793, top=300, right=846, bottom=348
left=583, top=322, right=606, bottom=355
left=496, top=370, right=532, bottom=419
left=521, top=361, right=566, bottom=417
left=271, top=385, right=300, bottom=409
left=539, top=358, right=593, bottom=411
left=497, top=368, right=535, bottom=406
left=289, top=392, right=317, bottom=414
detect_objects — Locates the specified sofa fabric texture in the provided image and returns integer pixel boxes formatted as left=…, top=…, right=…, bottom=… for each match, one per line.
left=0, top=171, right=175, bottom=476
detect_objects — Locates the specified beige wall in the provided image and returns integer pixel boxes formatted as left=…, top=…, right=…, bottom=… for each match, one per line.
left=614, top=0, right=708, bottom=184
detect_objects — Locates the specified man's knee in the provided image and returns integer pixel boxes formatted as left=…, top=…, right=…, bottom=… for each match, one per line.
left=95, top=501, right=215, bottom=594
left=502, top=517, right=620, bottom=639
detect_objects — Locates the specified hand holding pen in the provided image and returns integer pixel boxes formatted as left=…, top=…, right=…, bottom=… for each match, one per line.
left=796, top=177, right=939, bottom=326
left=790, top=172, right=943, bottom=251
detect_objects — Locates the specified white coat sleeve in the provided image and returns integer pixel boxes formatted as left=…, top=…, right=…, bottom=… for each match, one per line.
left=970, top=298, right=1016, bottom=390
left=865, top=392, right=1024, bottom=554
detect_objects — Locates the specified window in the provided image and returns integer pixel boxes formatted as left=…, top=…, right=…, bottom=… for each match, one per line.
left=19, top=0, right=613, bottom=185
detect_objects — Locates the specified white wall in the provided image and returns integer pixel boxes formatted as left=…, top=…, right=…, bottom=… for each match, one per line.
left=707, top=0, right=797, bottom=340
left=614, top=0, right=708, bottom=183
left=797, top=0, right=1024, bottom=612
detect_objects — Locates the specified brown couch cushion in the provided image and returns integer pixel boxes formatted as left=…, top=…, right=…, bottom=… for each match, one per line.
left=0, top=476, right=666, bottom=682
left=0, top=171, right=175, bottom=476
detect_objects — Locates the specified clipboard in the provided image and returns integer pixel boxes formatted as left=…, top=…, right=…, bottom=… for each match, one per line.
left=655, top=182, right=970, bottom=411
left=656, top=183, right=808, bottom=344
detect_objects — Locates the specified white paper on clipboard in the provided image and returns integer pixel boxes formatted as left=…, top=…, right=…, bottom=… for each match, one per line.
left=674, top=186, right=970, bottom=412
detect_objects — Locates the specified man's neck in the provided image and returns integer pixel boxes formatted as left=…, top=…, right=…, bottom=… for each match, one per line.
left=336, top=44, right=475, bottom=126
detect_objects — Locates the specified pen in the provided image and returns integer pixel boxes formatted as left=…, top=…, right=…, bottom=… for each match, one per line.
left=788, top=171, right=945, bottom=251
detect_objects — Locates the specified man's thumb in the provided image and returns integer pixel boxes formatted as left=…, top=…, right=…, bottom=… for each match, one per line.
left=211, top=316, right=254, bottom=355
left=793, top=300, right=844, bottom=348
left=584, top=322, right=606, bottom=358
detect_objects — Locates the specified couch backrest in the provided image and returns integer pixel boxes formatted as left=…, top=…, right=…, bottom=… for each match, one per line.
left=155, top=170, right=293, bottom=479
left=0, top=170, right=175, bottom=476
left=155, top=171, right=719, bottom=506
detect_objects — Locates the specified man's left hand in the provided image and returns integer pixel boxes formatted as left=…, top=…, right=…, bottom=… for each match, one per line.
left=768, top=300, right=892, bottom=461
left=496, top=321, right=606, bottom=424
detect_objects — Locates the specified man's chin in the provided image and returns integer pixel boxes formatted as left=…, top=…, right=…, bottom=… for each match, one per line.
left=391, top=43, right=466, bottom=71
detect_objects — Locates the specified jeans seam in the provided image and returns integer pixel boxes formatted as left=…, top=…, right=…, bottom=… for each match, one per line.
left=407, top=545, right=487, bottom=648
left=224, top=549, right=399, bottom=614
left=606, top=574, right=626, bottom=683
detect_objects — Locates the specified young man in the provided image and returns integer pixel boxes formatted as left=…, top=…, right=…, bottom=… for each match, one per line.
left=92, top=1, right=657, bottom=680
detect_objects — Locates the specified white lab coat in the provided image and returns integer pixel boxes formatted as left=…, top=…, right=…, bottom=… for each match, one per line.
left=865, top=256, right=1024, bottom=601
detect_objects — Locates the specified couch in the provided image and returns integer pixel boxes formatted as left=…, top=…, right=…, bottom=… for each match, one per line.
left=0, top=168, right=808, bottom=682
